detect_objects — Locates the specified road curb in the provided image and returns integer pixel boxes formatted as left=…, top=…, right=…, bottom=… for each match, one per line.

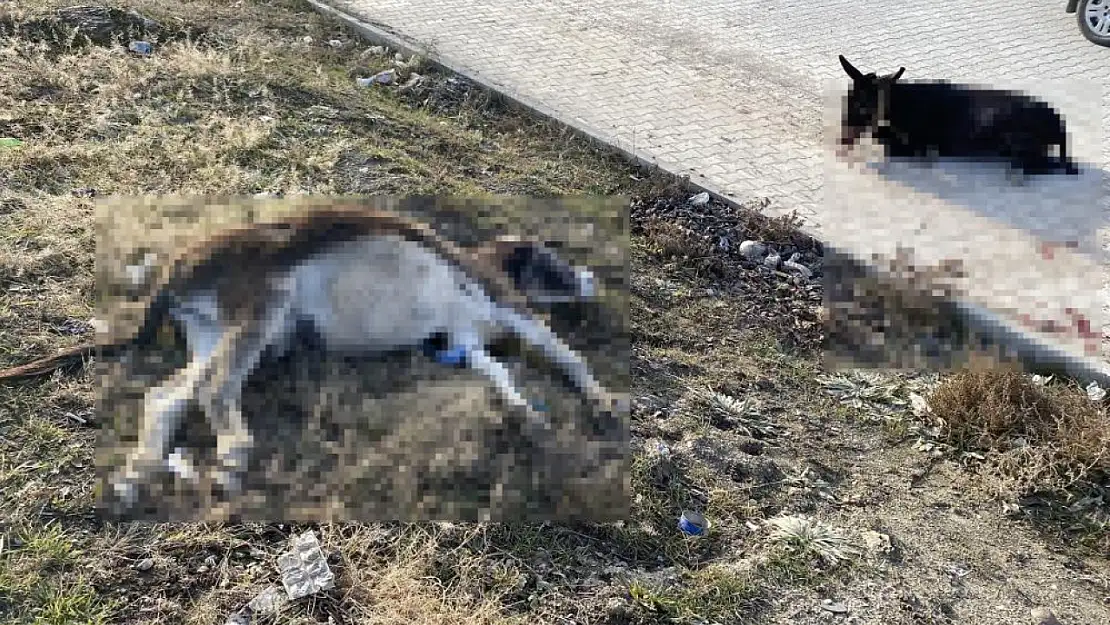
left=307, top=0, right=1110, bottom=389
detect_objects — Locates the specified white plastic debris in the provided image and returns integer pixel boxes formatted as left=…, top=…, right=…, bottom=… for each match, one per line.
left=909, top=392, right=930, bottom=417
left=400, top=72, right=424, bottom=90
left=738, top=240, right=766, bottom=260
left=248, top=586, right=287, bottom=615
left=1031, top=374, right=1053, bottom=386
left=128, top=41, right=152, bottom=55
left=327, top=39, right=343, bottom=48
left=277, top=531, right=334, bottom=600
left=688, top=191, right=710, bottom=206
left=782, top=259, right=812, bottom=279
left=222, top=584, right=289, bottom=625
left=763, top=253, right=781, bottom=269
left=1086, top=381, right=1106, bottom=402
left=357, top=69, right=396, bottom=87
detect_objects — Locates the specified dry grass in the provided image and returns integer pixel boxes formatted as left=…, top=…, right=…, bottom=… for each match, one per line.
left=928, top=360, right=1110, bottom=487
left=924, top=358, right=1110, bottom=549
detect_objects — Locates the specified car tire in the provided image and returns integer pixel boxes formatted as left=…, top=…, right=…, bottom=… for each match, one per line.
left=1077, top=0, right=1110, bottom=47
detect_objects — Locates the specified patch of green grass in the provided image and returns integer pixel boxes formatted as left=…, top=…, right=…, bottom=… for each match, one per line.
left=32, top=576, right=117, bottom=625
left=0, top=524, right=114, bottom=625
left=628, top=564, right=759, bottom=623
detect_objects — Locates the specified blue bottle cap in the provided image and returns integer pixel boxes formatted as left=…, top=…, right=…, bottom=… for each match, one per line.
left=678, top=510, right=708, bottom=536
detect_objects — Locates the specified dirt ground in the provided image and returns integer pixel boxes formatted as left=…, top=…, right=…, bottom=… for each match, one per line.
left=0, top=1, right=1107, bottom=624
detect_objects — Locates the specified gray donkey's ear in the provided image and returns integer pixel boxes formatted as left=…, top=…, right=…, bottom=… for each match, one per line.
left=889, top=66, right=905, bottom=81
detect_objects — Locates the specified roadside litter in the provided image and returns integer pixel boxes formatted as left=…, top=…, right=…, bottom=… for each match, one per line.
left=223, top=530, right=335, bottom=625
left=128, top=40, right=152, bottom=55
left=678, top=510, right=709, bottom=536
left=1086, top=381, right=1106, bottom=402
left=357, top=69, right=396, bottom=87
left=278, top=530, right=335, bottom=599
left=688, top=191, right=710, bottom=207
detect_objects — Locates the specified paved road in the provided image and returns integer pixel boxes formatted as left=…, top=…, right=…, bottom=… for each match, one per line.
left=328, top=0, right=1109, bottom=370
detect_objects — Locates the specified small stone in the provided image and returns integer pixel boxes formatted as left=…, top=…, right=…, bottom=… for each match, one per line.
left=327, top=39, right=343, bottom=48
left=1030, top=607, right=1060, bottom=625
left=400, top=72, right=424, bottom=90
left=135, top=557, right=154, bottom=571
left=604, top=596, right=631, bottom=615
left=738, top=240, right=767, bottom=260
left=820, top=599, right=849, bottom=614
left=688, top=191, right=711, bottom=206
left=301, top=35, right=313, bottom=44
left=782, top=259, right=813, bottom=279
left=861, top=530, right=893, bottom=555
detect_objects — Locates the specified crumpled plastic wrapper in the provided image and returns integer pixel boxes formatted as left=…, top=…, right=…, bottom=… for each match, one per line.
left=277, top=531, right=335, bottom=600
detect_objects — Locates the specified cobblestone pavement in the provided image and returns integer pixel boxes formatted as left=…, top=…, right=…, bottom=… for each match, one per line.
left=329, top=0, right=1109, bottom=369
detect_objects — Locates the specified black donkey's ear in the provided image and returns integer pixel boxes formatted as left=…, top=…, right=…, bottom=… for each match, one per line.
left=839, top=55, right=864, bottom=81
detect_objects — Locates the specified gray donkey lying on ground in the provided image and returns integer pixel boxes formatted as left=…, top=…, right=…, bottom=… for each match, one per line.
left=0, top=203, right=627, bottom=506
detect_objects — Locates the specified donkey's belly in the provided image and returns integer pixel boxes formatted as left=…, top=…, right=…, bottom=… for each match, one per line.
left=289, top=237, right=481, bottom=351
left=309, top=290, right=455, bottom=350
